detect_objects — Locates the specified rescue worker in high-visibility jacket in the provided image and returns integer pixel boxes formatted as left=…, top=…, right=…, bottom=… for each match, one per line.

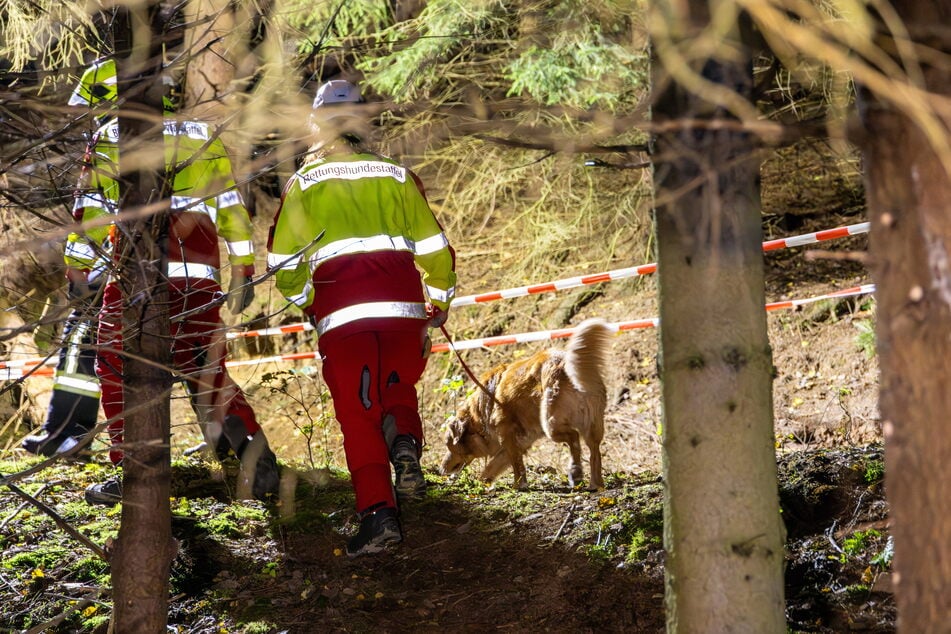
left=71, top=76, right=280, bottom=505
left=21, top=58, right=117, bottom=458
left=267, top=80, right=456, bottom=557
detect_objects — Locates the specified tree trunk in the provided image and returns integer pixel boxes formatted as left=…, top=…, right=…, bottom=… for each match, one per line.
left=183, top=0, right=253, bottom=215
left=650, top=3, right=786, bottom=631
left=184, top=0, right=238, bottom=120
left=858, top=3, right=951, bottom=629
left=108, top=5, right=175, bottom=632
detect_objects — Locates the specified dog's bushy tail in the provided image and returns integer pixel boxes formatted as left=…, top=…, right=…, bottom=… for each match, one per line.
left=564, top=318, right=613, bottom=395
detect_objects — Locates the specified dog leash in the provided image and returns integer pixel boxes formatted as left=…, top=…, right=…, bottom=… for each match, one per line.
left=439, top=323, right=496, bottom=398
left=439, top=323, right=502, bottom=435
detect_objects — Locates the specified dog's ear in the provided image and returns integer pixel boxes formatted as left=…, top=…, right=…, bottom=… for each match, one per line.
left=478, top=369, right=502, bottom=422
left=447, top=416, right=466, bottom=443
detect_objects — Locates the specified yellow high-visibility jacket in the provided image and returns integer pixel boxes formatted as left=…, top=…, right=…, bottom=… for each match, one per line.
left=267, top=150, right=456, bottom=338
left=66, top=117, right=255, bottom=284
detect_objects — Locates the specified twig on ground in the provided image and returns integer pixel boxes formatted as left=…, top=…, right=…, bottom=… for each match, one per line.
left=449, top=589, right=494, bottom=609
left=24, top=593, right=100, bottom=634
left=0, top=474, right=108, bottom=561
left=550, top=504, right=575, bottom=542
left=826, top=520, right=843, bottom=555
left=412, top=538, right=448, bottom=553
left=0, top=483, right=49, bottom=530
left=0, top=571, right=18, bottom=592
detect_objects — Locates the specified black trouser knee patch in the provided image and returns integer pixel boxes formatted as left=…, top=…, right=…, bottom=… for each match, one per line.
left=360, top=365, right=372, bottom=410
left=382, top=413, right=397, bottom=452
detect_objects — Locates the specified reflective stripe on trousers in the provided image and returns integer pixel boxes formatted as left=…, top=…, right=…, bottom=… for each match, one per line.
left=315, top=301, right=428, bottom=336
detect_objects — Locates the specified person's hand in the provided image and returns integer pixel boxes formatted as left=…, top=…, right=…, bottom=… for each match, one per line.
left=426, top=303, right=449, bottom=329
left=227, top=275, right=255, bottom=313
left=66, top=267, right=92, bottom=302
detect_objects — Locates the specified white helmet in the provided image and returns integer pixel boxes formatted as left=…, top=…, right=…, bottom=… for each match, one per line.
left=310, top=80, right=369, bottom=142
left=312, top=80, right=362, bottom=109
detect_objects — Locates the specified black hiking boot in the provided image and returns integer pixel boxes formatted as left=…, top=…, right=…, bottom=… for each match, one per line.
left=346, top=506, right=402, bottom=558
left=391, top=435, right=427, bottom=501
left=251, top=439, right=281, bottom=502
left=22, top=430, right=89, bottom=461
left=84, top=478, right=122, bottom=506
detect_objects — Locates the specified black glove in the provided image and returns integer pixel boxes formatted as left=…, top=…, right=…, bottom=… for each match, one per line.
left=227, top=275, right=255, bottom=313
left=426, top=304, right=449, bottom=329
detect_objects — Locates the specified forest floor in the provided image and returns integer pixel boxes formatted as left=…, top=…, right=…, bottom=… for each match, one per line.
left=0, top=440, right=894, bottom=634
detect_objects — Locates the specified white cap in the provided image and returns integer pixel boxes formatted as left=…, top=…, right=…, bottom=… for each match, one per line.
left=312, top=80, right=361, bottom=109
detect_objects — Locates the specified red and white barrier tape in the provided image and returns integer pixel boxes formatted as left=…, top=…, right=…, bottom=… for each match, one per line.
left=454, top=262, right=659, bottom=306
left=225, top=350, right=320, bottom=368
left=0, top=365, right=54, bottom=381
left=452, top=221, right=869, bottom=307
left=0, top=357, right=56, bottom=371
left=432, top=284, right=876, bottom=353
left=226, top=321, right=313, bottom=340
left=430, top=317, right=659, bottom=353
left=1, top=284, right=875, bottom=379
left=764, top=283, right=876, bottom=312
left=761, top=222, right=868, bottom=252
left=224, top=221, right=870, bottom=340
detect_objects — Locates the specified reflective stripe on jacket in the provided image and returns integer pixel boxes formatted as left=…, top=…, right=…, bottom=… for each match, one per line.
left=267, top=151, right=456, bottom=336
left=68, top=58, right=117, bottom=108
left=66, top=118, right=255, bottom=281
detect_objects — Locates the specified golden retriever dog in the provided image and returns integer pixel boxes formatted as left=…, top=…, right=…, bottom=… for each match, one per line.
left=441, top=318, right=612, bottom=490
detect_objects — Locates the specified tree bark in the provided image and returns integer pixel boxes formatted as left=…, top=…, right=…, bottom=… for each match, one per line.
left=183, top=0, right=257, bottom=215
left=108, top=5, right=175, bottom=632
left=184, top=0, right=238, bottom=119
left=858, top=3, right=951, bottom=629
left=651, top=3, right=786, bottom=631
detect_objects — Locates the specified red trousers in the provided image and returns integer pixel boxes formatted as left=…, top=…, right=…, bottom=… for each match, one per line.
left=97, top=279, right=260, bottom=465
left=319, top=326, right=429, bottom=514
